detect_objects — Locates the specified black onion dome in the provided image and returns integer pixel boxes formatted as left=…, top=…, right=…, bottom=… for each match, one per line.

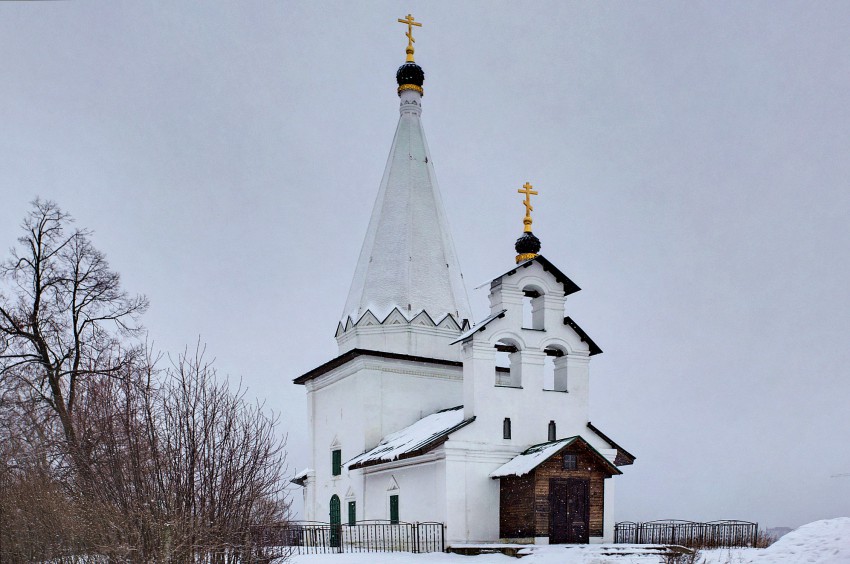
left=515, top=231, right=541, bottom=255
left=396, top=62, right=425, bottom=87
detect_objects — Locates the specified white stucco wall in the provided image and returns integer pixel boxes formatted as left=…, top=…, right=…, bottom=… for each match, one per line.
left=359, top=455, right=447, bottom=524
left=302, top=354, right=462, bottom=521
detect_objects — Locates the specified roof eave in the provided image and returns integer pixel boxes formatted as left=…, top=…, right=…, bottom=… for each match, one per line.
left=587, top=422, right=636, bottom=466
left=293, top=348, right=463, bottom=385
left=347, top=416, right=475, bottom=471
left=495, top=255, right=581, bottom=296
left=564, top=316, right=603, bottom=356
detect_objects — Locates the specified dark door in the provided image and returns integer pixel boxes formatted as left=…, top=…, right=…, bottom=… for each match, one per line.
left=329, top=495, right=341, bottom=548
left=550, top=478, right=589, bottom=544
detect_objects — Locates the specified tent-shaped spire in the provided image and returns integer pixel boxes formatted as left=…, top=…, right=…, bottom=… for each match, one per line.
left=338, top=47, right=471, bottom=358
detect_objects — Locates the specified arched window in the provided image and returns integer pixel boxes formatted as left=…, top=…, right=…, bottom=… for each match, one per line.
left=329, top=495, right=341, bottom=547
left=522, top=286, right=545, bottom=330
left=548, top=420, right=557, bottom=442
left=503, top=417, right=512, bottom=439
left=494, top=339, right=521, bottom=388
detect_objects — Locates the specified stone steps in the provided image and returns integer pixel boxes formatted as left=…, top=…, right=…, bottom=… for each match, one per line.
left=447, top=543, right=695, bottom=559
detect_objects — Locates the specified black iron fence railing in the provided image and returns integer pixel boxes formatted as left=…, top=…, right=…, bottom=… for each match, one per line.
left=614, top=520, right=759, bottom=548
left=251, top=520, right=445, bottom=557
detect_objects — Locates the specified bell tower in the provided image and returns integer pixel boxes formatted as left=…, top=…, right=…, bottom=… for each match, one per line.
left=336, top=14, right=471, bottom=361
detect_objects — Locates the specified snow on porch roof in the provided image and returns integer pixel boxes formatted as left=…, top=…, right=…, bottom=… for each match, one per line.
left=347, top=406, right=474, bottom=470
left=489, top=436, right=622, bottom=478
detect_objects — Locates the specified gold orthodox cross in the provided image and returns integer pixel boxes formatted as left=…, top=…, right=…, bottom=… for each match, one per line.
left=397, top=14, right=422, bottom=62
left=518, top=182, right=538, bottom=232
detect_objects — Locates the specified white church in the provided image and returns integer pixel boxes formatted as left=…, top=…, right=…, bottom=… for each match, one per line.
left=292, top=16, right=634, bottom=546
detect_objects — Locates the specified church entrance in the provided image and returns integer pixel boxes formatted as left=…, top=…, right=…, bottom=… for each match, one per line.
left=550, top=478, right=590, bottom=544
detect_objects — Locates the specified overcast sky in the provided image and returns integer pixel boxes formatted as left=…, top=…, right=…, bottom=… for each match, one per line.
left=1, top=1, right=848, bottom=529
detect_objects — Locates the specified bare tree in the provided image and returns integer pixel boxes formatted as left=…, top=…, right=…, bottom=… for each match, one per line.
left=1, top=202, right=289, bottom=562
left=0, top=199, right=148, bottom=459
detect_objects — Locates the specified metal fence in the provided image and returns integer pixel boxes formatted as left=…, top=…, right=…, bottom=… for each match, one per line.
left=614, top=520, right=759, bottom=548
left=251, top=520, right=444, bottom=557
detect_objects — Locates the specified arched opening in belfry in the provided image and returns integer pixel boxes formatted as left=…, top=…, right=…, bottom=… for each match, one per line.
left=494, top=338, right=521, bottom=388
left=521, top=285, right=545, bottom=330
left=543, top=345, right=568, bottom=391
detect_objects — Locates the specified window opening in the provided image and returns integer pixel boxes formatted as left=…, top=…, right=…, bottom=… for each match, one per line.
left=543, top=355, right=555, bottom=390
left=348, top=501, right=356, bottom=525
left=495, top=341, right=521, bottom=388
left=522, top=294, right=534, bottom=328
left=522, top=288, right=545, bottom=330
left=332, top=449, right=342, bottom=476
left=563, top=454, right=577, bottom=470
left=503, top=418, right=512, bottom=439
left=389, top=494, right=399, bottom=524
left=548, top=420, right=556, bottom=442
left=544, top=346, right=567, bottom=391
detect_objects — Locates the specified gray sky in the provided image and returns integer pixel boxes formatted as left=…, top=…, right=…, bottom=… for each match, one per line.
left=1, top=1, right=848, bottom=528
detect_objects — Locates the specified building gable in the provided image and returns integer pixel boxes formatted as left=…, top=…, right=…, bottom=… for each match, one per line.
left=490, top=436, right=621, bottom=479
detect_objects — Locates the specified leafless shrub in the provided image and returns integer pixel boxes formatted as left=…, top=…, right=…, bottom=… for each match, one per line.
left=752, top=530, right=776, bottom=548
left=1, top=201, right=289, bottom=563
left=663, top=548, right=703, bottom=564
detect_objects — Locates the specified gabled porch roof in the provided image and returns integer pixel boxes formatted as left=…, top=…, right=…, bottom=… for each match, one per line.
left=489, top=435, right=622, bottom=479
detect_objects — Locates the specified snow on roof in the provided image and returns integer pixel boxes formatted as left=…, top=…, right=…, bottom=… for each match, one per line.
left=292, top=468, right=311, bottom=480
left=490, top=437, right=578, bottom=478
left=490, top=435, right=622, bottom=478
left=290, top=468, right=313, bottom=486
left=347, top=406, right=473, bottom=470
left=450, top=309, right=507, bottom=344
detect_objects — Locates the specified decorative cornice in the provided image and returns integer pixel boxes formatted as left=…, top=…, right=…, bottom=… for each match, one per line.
left=338, top=307, right=466, bottom=337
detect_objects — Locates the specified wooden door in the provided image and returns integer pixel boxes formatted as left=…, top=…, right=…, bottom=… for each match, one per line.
left=550, top=478, right=589, bottom=544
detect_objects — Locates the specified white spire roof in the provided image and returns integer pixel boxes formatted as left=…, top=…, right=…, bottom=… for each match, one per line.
left=341, top=89, right=471, bottom=327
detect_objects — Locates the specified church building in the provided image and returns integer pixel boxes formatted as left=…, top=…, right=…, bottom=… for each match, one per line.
left=292, top=15, right=634, bottom=545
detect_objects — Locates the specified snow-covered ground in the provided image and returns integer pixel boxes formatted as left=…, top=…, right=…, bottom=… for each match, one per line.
left=701, top=518, right=850, bottom=563
left=288, top=518, right=850, bottom=564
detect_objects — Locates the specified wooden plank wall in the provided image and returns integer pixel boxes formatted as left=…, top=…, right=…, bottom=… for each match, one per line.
left=499, top=475, right=535, bottom=538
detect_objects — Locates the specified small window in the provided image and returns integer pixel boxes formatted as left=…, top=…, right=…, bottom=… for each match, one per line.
left=389, top=494, right=399, bottom=524
left=548, top=420, right=556, bottom=442
left=563, top=454, right=577, bottom=470
left=332, top=449, right=342, bottom=476
left=503, top=418, right=512, bottom=439
left=348, top=500, right=356, bottom=525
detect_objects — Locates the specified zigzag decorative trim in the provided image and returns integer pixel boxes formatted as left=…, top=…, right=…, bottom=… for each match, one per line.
left=337, top=307, right=467, bottom=335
